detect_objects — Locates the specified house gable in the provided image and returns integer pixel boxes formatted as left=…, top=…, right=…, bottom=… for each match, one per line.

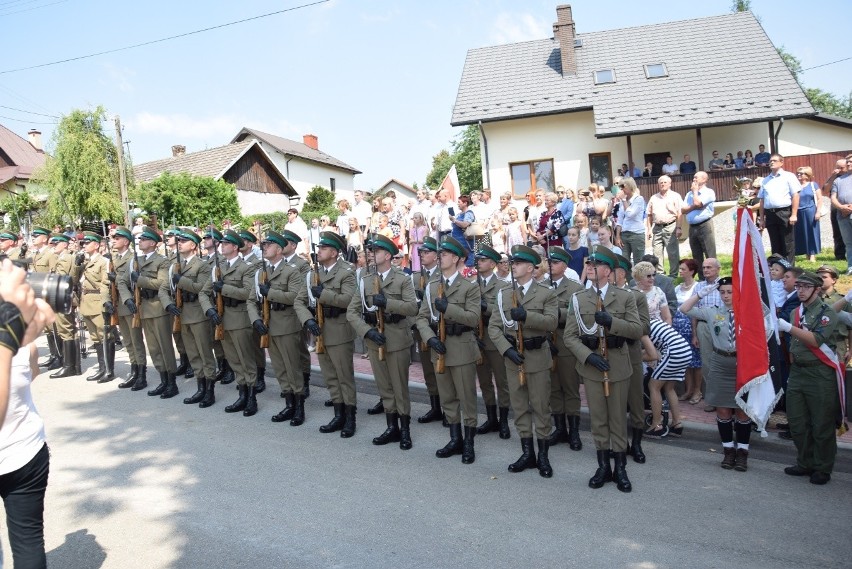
left=222, top=145, right=295, bottom=196
left=232, top=127, right=361, bottom=175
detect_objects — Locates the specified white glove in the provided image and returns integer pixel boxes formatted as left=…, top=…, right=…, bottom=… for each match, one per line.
left=777, top=318, right=792, bottom=333
left=844, top=289, right=852, bottom=303
left=696, top=283, right=719, bottom=299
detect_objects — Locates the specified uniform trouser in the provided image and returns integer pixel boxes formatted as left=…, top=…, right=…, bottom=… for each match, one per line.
left=787, top=365, right=840, bottom=474
left=55, top=311, right=75, bottom=341
left=118, top=313, right=146, bottom=366
left=369, top=345, right=411, bottom=415
left=507, top=356, right=552, bottom=440
left=181, top=317, right=217, bottom=379
left=318, top=341, right=356, bottom=405
left=620, top=230, right=646, bottom=267
left=688, top=220, right=716, bottom=270
left=252, top=329, right=266, bottom=370
left=268, top=331, right=304, bottom=395
left=652, top=222, right=680, bottom=277
left=435, top=360, right=477, bottom=427
left=222, top=327, right=256, bottom=386
left=550, top=353, right=581, bottom=416
left=477, top=348, right=510, bottom=408
left=82, top=313, right=105, bottom=343
left=299, top=328, right=311, bottom=375
left=172, top=326, right=185, bottom=354
left=142, top=313, right=178, bottom=373
left=584, top=377, right=629, bottom=452
left=209, top=318, right=225, bottom=359
left=419, top=337, right=439, bottom=396
left=627, top=361, right=646, bottom=429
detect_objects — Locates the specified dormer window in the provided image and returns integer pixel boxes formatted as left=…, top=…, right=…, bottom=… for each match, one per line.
left=593, top=69, right=616, bottom=85
left=644, top=63, right=668, bottom=79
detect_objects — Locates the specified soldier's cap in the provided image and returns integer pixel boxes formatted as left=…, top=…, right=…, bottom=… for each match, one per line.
left=138, top=226, right=162, bottom=243
left=510, top=244, right=541, bottom=266
left=318, top=231, right=346, bottom=251
left=177, top=230, right=201, bottom=245
left=475, top=244, right=501, bottom=263
left=0, top=231, right=17, bottom=241
left=263, top=230, right=288, bottom=248
left=717, top=276, right=733, bottom=286
left=548, top=246, right=573, bottom=265
left=614, top=253, right=632, bottom=273
left=203, top=227, right=224, bottom=242
left=31, top=226, right=50, bottom=237
left=795, top=271, right=823, bottom=288
left=368, top=233, right=398, bottom=256
left=587, top=245, right=617, bottom=269
left=238, top=230, right=258, bottom=244
left=49, top=233, right=69, bottom=243
left=418, top=236, right=438, bottom=253
left=281, top=229, right=302, bottom=244
left=769, top=256, right=791, bottom=270
left=439, top=236, right=466, bottom=258
left=112, top=226, right=133, bottom=241
left=164, top=226, right=179, bottom=237
left=81, top=231, right=102, bottom=243
left=815, top=264, right=840, bottom=279
left=222, top=229, right=244, bottom=248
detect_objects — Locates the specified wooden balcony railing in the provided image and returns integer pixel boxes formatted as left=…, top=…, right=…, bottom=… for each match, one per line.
left=635, top=167, right=771, bottom=202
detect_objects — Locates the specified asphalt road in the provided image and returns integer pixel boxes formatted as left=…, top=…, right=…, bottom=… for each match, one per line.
left=2, top=347, right=851, bottom=569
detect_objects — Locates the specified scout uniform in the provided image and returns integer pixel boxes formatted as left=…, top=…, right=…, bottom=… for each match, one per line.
left=472, top=244, right=512, bottom=439
left=240, top=229, right=267, bottom=394
left=347, top=234, right=418, bottom=450
left=49, top=234, right=83, bottom=378
left=78, top=231, right=114, bottom=383
left=112, top=227, right=149, bottom=390
left=489, top=245, right=559, bottom=477
left=412, top=236, right=443, bottom=424
left=296, top=232, right=357, bottom=437
left=415, top=236, right=481, bottom=464
left=816, top=264, right=848, bottom=363
left=165, top=227, right=193, bottom=381
left=282, top=229, right=313, bottom=398
left=546, top=247, right=585, bottom=451
left=564, top=245, right=642, bottom=492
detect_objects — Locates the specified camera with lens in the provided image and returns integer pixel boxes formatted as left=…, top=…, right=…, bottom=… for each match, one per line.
left=0, top=254, right=73, bottom=314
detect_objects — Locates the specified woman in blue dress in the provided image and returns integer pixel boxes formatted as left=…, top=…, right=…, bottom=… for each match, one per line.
left=793, top=166, right=822, bottom=262
left=450, top=194, right=476, bottom=267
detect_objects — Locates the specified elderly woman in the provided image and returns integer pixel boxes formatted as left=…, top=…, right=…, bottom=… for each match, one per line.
left=642, top=318, right=690, bottom=438
left=632, top=261, right=672, bottom=324
left=794, top=166, right=822, bottom=262
left=534, top=192, right=565, bottom=248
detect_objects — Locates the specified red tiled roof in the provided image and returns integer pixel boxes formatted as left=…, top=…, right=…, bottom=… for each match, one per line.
left=0, top=123, right=46, bottom=179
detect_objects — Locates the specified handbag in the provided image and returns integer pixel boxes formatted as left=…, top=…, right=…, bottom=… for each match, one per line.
left=465, top=222, right=486, bottom=238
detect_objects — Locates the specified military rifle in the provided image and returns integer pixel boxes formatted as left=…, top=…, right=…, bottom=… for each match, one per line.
left=509, top=257, right=526, bottom=386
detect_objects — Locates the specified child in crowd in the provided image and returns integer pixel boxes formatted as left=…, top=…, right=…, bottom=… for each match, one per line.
left=768, top=256, right=790, bottom=308
left=573, top=212, right=588, bottom=245
left=597, top=224, right=622, bottom=255
left=565, top=226, right=588, bottom=279
left=586, top=215, right=601, bottom=249
left=490, top=217, right=506, bottom=254
left=505, top=206, right=528, bottom=250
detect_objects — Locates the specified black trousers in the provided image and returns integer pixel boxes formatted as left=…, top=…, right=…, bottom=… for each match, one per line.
left=831, top=207, right=846, bottom=260
left=0, top=443, right=49, bottom=569
left=765, top=207, right=794, bottom=264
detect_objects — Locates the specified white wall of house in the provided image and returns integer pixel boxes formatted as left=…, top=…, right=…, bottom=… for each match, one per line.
left=378, top=181, right=417, bottom=202
left=778, top=119, right=852, bottom=155
left=237, top=190, right=294, bottom=216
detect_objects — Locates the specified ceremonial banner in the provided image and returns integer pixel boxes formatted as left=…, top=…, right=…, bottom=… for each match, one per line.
left=440, top=164, right=460, bottom=203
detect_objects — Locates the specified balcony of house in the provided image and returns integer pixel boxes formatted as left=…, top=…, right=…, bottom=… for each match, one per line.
left=635, top=166, right=771, bottom=203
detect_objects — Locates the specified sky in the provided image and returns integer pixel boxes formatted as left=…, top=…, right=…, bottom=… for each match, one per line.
left=2, top=0, right=848, bottom=191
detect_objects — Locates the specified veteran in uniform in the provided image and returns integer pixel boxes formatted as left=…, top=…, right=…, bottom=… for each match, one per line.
left=49, top=234, right=83, bottom=378
left=415, top=236, right=481, bottom=464
left=111, top=226, right=148, bottom=390
left=412, top=237, right=444, bottom=424
left=77, top=231, right=116, bottom=383
left=348, top=234, right=418, bottom=450
left=564, top=245, right=642, bottom=492
left=203, top=228, right=234, bottom=385
left=298, top=232, right=357, bottom=437
left=239, top=229, right=267, bottom=393
left=489, top=245, right=558, bottom=477
left=281, top=229, right=313, bottom=399
left=30, top=227, right=60, bottom=369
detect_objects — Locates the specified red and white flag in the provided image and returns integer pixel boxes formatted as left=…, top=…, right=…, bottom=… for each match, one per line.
left=440, top=164, right=460, bottom=203
left=733, top=207, right=781, bottom=436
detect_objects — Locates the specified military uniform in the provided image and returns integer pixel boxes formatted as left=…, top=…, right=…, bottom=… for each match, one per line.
left=283, top=240, right=313, bottom=396
left=412, top=237, right=443, bottom=423
left=165, top=230, right=193, bottom=380
left=112, top=229, right=148, bottom=389
left=203, top=234, right=231, bottom=383
left=48, top=234, right=82, bottom=378
left=77, top=232, right=114, bottom=382
left=240, top=230, right=267, bottom=393
left=30, top=228, right=60, bottom=369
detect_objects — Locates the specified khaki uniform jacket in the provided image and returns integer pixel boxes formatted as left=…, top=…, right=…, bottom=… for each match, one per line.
left=285, top=254, right=310, bottom=277
left=475, top=273, right=510, bottom=353
left=172, top=255, right=214, bottom=325
left=112, top=250, right=135, bottom=318
left=415, top=273, right=481, bottom=367
left=31, top=247, right=57, bottom=273
left=262, top=259, right=304, bottom=336
left=489, top=281, right=559, bottom=374
left=54, top=250, right=73, bottom=278
left=295, top=260, right=356, bottom=346
left=119, top=252, right=170, bottom=320
left=219, top=257, right=260, bottom=331
left=563, top=285, right=642, bottom=382
left=412, top=266, right=439, bottom=342
left=552, top=277, right=585, bottom=357
left=79, top=253, right=110, bottom=317
left=348, top=267, right=417, bottom=352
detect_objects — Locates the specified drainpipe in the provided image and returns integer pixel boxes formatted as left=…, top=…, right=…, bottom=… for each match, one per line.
left=478, top=121, right=491, bottom=189
left=773, top=118, right=785, bottom=154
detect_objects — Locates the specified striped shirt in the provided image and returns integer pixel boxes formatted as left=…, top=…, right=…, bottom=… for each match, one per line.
left=648, top=318, right=692, bottom=381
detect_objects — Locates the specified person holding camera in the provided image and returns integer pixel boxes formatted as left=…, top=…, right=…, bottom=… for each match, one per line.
left=77, top=232, right=116, bottom=383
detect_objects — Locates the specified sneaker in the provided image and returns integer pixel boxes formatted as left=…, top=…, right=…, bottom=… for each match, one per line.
left=668, top=423, right=683, bottom=437
left=644, top=424, right=668, bottom=439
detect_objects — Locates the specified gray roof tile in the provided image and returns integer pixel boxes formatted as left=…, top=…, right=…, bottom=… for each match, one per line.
left=134, top=140, right=254, bottom=183
left=231, top=127, right=361, bottom=174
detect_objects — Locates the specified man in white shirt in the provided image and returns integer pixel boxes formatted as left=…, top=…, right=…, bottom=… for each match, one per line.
left=431, top=188, right=457, bottom=240
left=351, top=190, right=373, bottom=231
left=758, top=154, right=800, bottom=264
left=615, top=179, right=646, bottom=266
left=645, top=176, right=684, bottom=277
left=285, top=209, right=310, bottom=258
left=661, top=155, right=679, bottom=176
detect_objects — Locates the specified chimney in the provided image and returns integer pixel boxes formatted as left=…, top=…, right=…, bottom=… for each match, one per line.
left=553, top=4, right=577, bottom=76
left=303, top=134, right=318, bottom=150
left=27, top=129, right=42, bottom=152
left=171, top=144, right=186, bottom=157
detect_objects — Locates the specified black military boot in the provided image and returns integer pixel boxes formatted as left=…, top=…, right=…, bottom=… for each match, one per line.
left=161, top=372, right=179, bottom=399
left=184, top=378, right=206, bottom=404
left=73, top=339, right=82, bottom=375
left=367, top=399, right=385, bottom=415
left=373, top=413, right=401, bottom=445
left=589, top=450, right=613, bottom=489
left=399, top=415, right=412, bottom=450
left=118, top=364, right=139, bottom=388
left=340, top=405, right=357, bottom=438
left=319, top=403, right=345, bottom=433
left=225, top=384, right=248, bottom=413
left=418, top=395, right=443, bottom=423
left=303, top=373, right=311, bottom=398
left=461, top=426, right=476, bottom=464
left=547, top=414, right=568, bottom=446
left=498, top=407, right=511, bottom=439
left=131, top=366, right=148, bottom=391
left=148, top=370, right=168, bottom=396
left=175, top=353, right=189, bottom=376
left=508, top=438, right=537, bottom=473
left=219, top=359, right=235, bottom=385
left=537, top=439, right=553, bottom=478
left=435, top=424, right=464, bottom=458
left=567, top=415, right=583, bottom=451
left=476, top=404, right=499, bottom=434
left=272, top=393, right=295, bottom=422
left=290, top=395, right=305, bottom=426
left=629, top=427, right=646, bottom=464
left=612, top=452, right=632, bottom=493
left=50, top=340, right=77, bottom=378
left=39, top=333, right=59, bottom=368
left=214, top=358, right=225, bottom=381
left=243, top=385, right=258, bottom=417
left=255, top=367, right=266, bottom=394
left=324, top=398, right=334, bottom=407
left=199, top=378, right=216, bottom=408
left=86, top=343, right=106, bottom=382
left=97, top=341, right=117, bottom=383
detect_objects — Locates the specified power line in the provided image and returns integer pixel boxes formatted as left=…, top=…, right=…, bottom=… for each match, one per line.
left=0, top=0, right=330, bottom=75
left=0, top=114, right=57, bottom=125
left=802, top=56, right=852, bottom=73
left=0, top=83, right=57, bottom=115
left=0, top=104, right=59, bottom=118
left=0, top=0, right=67, bottom=17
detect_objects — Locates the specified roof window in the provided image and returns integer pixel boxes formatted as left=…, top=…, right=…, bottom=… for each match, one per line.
left=644, top=63, right=668, bottom=79
left=593, top=69, right=616, bottom=85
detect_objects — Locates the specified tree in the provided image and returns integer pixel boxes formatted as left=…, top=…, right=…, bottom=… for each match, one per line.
left=300, top=185, right=338, bottom=224
left=777, top=46, right=802, bottom=85
left=424, top=125, right=483, bottom=195
left=135, top=172, right=242, bottom=227
left=32, top=106, right=125, bottom=227
left=0, top=189, right=42, bottom=233
left=805, top=88, right=852, bottom=119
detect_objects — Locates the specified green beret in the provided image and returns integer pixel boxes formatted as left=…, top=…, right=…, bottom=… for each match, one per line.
left=222, top=229, right=244, bottom=248
left=0, top=231, right=17, bottom=241
left=548, top=246, right=573, bottom=266
left=475, top=244, right=501, bottom=263
left=795, top=271, right=823, bottom=288
left=588, top=245, right=616, bottom=269
left=32, top=226, right=50, bottom=237
left=113, top=226, right=133, bottom=241
left=263, top=230, right=288, bottom=248
left=318, top=231, right=346, bottom=251
left=139, top=226, right=161, bottom=243
left=419, top=236, right=438, bottom=253
left=369, top=234, right=398, bottom=256
left=49, top=233, right=69, bottom=243
left=440, top=236, right=466, bottom=258
left=510, top=244, right=541, bottom=266
left=82, top=231, right=102, bottom=243
left=238, top=230, right=258, bottom=244
left=614, top=253, right=631, bottom=273
left=281, top=229, right=302, bottom=244
left=178, top=230, right=201, bottom=245
left=204, top=227, right=223, bottom=242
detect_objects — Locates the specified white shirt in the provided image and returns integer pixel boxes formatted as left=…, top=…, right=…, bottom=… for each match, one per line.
left=351, top=201, right=373, bottom=227
left=758, top=168, right=800, bottom=209
left=0, top=346, right=46, bottom=475
left=443, top=271, right=460, bottom=287
left=661, top=163, right=679, bottom=175
left=433, top=202, right=457, bottom=233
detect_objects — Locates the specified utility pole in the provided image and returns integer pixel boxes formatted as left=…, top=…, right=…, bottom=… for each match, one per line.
left=114, top=115, right=130, bottom=227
